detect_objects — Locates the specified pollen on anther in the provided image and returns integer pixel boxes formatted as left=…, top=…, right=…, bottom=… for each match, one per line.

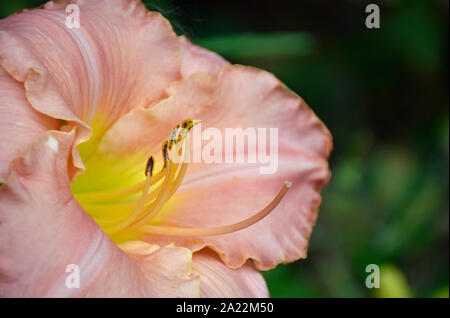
left=145, top=156, right=154, bottom=176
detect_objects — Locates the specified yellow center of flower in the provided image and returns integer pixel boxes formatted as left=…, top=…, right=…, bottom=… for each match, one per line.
left=71, top=119, right=290, bottom=243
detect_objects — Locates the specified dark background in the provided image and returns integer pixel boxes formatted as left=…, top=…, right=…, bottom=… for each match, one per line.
left=1, top=0, right=448, bottom=297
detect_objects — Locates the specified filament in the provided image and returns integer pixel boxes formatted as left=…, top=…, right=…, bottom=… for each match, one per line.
left=108, top=122, right=194, bottom=235
left=128, top=136, right=188, bottom=231
left=74, top=169, right=164, bottom=203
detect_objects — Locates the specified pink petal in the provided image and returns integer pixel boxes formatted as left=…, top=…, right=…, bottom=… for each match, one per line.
left=98, top=65, right=332, bottom=270
left=0, top=0, right=181, bottom=179
left=0, top=130, right=198, bottom=297
left=0, top=66, right=58, bottom=180
left=193, top=249, right=269, bottom=298
left=114, top=241, right=200, bottom=298
left=179, top=36, right=229, bottom=78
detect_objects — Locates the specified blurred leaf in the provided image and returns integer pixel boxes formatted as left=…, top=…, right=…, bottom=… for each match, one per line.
left=385, top=0, right=443, bottom=71
left=375, top=176, right=442, bottom=256
left=0, top=0, right=43, bottom=18
left=334, top=157, right=363, bottom=191
left=439, top=113, right=449, bottom=157
left=262, top=264, right=319, bottom=297
left=370, top=146, right=417, bottom=207
left=195, top=32, right=316, bottom=60
left=432, top=286, right=449, bottom=298
left=374, top=265, right=413, bottom=298
left=316, top=252, right=364, bottom=297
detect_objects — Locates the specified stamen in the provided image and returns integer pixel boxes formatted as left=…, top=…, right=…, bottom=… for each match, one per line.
left=126, top=136, right=185, bottom=231
left=129, top=119, right=199, bottom=228
left=169, top=120, right=199, bottom=196
left=135, top=155, right=175, bottom=222
left=106, top=156, right=155, bottom=232
left=109, top=137, right=185, bottom=235
left=140, top=181, right=291, bottom=237
left=91, top=118, right=245, bottom=238
left=168, top=131, right=190, bottom=196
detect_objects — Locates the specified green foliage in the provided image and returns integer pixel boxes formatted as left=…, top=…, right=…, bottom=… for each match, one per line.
left=195, top=32, right=316, bottom=59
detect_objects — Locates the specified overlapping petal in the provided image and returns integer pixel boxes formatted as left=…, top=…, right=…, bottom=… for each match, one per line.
left=0, top=66, right=58, bottom=180
left=0, top=0, right=181, bottom=178
left=0, top=130, right=198, bottom=297
left=0, top=130, right=106, bottom=296
left=115, top=241, right=200, bottom=298
left=179, top=36, right=229, bottom=78
left=193, top=249, right=269, bottom=298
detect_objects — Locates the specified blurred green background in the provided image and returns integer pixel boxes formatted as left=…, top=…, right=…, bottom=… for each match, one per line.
left=1, top=0, right=448, bottom=298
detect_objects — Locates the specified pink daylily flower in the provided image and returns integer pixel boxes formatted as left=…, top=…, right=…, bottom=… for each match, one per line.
left=0, top=0, right=332, bottom=297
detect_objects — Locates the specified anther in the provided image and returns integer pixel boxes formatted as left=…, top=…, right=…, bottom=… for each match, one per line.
left=145, top=156, right=154, bottom=176
left=179, top=119, right=200, bottom=138
left=181, top=119, right=193, bottom=130
left=162, top=141, right=169, bottom=168
left=168, top=125, right=180, bottom=150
